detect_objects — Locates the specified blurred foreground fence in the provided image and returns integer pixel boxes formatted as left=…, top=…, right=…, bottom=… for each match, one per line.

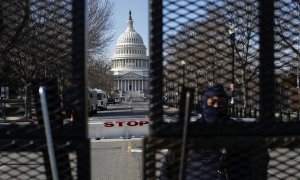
left=146, top=0, right=300, bottom=179
left=0, top=0, right=89, bottom=179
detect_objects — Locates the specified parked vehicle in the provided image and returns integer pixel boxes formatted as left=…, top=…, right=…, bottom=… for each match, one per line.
left=114, top=96, right=122, bottom=103
left=107, top=96, right=115, bottom=104
left=112, top=89, right=122, bottom=103
left=108, top=90, right=122, bottom=104
left=87, top=88, right=98, bottom=115
left=95, top=89, right=108, bottom=110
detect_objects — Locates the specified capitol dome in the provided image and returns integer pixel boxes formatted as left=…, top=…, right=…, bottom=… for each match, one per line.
left=116, top=11, right=144, bottom=45
left=110, top=11, right=149, bottom=98
left=117, top=31, right=144, bottom=45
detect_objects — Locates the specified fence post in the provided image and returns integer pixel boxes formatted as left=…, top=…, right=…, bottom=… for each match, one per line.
left=279, top=111, right=283, bottom=122
left=259, top=0, right=275, bottom=122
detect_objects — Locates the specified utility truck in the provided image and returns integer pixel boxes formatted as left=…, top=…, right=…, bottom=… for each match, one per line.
left=87, top=88, right=98, bottom=115
left=95, top=89, right=108, bottom=110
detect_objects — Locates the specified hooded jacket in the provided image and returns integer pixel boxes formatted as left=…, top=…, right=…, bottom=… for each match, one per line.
left=160, top=84, right=230, bottom=180
left=160, top=84, right=269, bottom=180
left=201, top=84, right=231, bottom=123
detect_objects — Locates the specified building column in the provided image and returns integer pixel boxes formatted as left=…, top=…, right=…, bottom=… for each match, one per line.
left=132, top=80, right=134, bottom=91
left=124, top=80, right=126, bottom=91
left=133, top=79, right=135, bottom=91
left=135, top=80, right=137, bottom=91
left=118, top=79, right=120, bottom=90
left=120, top=80, right=122, bottom=91
left=127, top=80, right=129, bottom=91
left=142, top=79, right=144, bottom=90
left=128, top=80, right=131, bottom=91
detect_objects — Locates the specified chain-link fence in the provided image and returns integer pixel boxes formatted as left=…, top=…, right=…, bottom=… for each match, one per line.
left=0, top=0, right=89, bottom=179
left=146, top=0, right=300, bottom=179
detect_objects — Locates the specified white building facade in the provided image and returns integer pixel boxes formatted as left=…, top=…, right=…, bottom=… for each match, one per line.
left=111, top=12, right=149, bottom=99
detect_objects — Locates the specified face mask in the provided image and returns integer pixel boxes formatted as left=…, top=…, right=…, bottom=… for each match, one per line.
left=201, top=84, right=229, bottom=122
left=203, top=106, right=228, bottom=123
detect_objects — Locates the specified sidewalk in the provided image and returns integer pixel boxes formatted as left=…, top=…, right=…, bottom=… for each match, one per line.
left=163, top=105, right=179, bottom=113
left=0, top=116, right=36, bottom=123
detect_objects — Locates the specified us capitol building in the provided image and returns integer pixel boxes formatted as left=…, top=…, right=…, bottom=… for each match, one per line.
left=110, top=11, right=149, bottom=101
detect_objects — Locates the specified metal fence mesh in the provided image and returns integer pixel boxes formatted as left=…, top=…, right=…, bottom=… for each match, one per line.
left=0, top=0, right=89, bottom=179
left=162, top=0, right=261, bottom=117
left=146, top=0, right=300, bottom=179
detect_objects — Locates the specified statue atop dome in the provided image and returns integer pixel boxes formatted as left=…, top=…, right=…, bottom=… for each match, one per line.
left=126, top=10, right=135, bottom=32
left=129, top=10, right=132, bottom=20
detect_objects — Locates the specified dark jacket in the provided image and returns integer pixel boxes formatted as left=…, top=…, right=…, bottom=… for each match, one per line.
left=225, top=145, right=270, bottom=180
left=159, top=138, right=269, bottom=180
left=159, top=84, right=269, bottom=180
left=160, top=137, right=227, bottom=180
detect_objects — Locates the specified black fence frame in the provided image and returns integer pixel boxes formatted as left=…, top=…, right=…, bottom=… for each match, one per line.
left=145, top=0, right=300, bottom=178
left=147, top=0, right=300, bottom=136
left=0, top=0, right=90, bottom=179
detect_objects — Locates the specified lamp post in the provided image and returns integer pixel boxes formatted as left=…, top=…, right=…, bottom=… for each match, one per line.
left=181, top=60, right=186, bottom=86
left=228, top=23, right=237, bottom=106
left=297, top=62, right=300, bottom=109
left=165, top=71, right=168, bottom=103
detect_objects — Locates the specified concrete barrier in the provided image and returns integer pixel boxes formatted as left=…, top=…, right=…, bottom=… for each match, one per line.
left=89, top=120, right=149, bottom=139
left=91, top=138, right=143, bottom=180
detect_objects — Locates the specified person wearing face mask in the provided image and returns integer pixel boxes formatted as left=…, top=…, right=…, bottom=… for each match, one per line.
left=159, top=84, right=269, bottom=180
left=160, top=84, right=231, bottom=180
left=200, top=83, right=231, bottom=123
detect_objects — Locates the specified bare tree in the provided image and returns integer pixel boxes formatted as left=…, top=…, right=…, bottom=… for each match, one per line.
left=219, top=0, right=260, bottom=107
left=0, top=1, right=30, bottom=55
left=87, top=57, right=114, bottom=92
left=0, top=1, right=30, bottom=83
left=87, top=0, right=115, bottom=91
left=7, top=24, right=50, bottom=120
left=275, top=0, right=300, bottom=59
left=3, top=0, right=74, bottom=120
left=87, top=0, right=114, bottom=57
left=274, top=0, right=300, bottom=74
left=1, top=0, right=114, bottom=120
left=164, top=0, right=260, bottom=107
left=274, top=0, right=300, bottom=110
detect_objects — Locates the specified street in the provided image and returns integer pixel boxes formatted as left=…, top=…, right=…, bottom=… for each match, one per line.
left=89, top=101, right=149, bottom=122
left=88, top=101, right=181, bottom=123
left=88, top=101, right=150, bottom=139
left=87, top=101, right=183, bottom=139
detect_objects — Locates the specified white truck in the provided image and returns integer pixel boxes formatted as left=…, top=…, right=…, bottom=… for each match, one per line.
left=95, top=89, right=108, bottom=110
left=87, top=88, right=98, bottom=115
